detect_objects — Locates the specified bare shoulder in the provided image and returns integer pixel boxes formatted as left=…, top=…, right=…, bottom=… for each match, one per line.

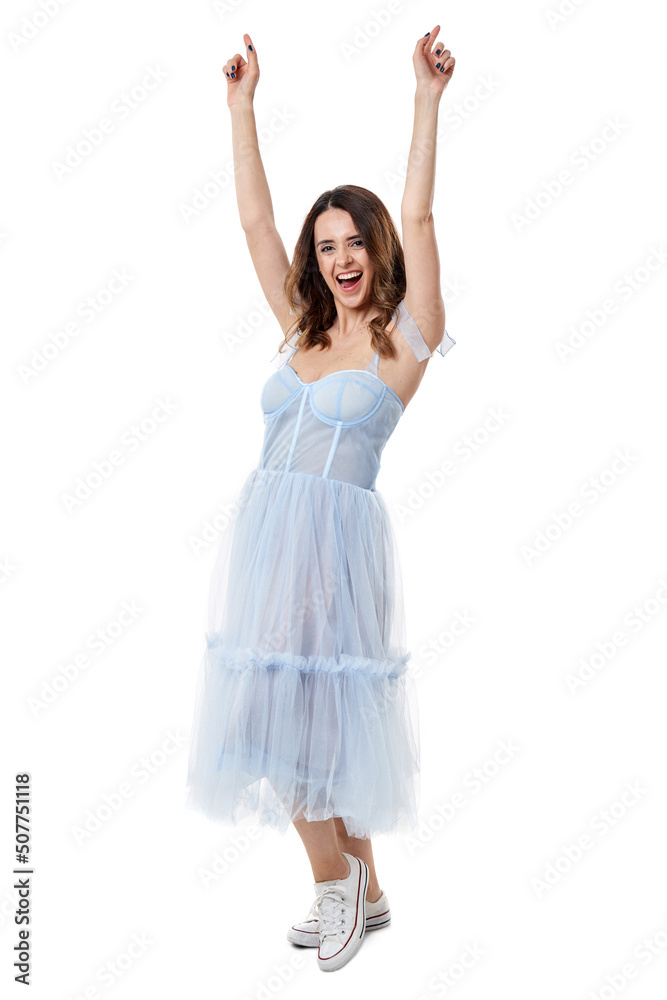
left=377, top=309, right=431, bottom=411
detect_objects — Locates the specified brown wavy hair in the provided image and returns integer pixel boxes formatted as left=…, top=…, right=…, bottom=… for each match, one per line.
left=277, top=184, right=407, bottom=362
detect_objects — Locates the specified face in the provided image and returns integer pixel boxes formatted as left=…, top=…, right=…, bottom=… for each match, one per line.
left=313, top=209, right=374, bottom=303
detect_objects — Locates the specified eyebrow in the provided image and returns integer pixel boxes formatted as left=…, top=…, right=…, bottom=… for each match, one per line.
left=316, top=234, right=362, bottom=246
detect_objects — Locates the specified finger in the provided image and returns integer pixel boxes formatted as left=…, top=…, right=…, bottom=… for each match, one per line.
left=243, top=33, right=256, bottom=59
left=416, top=27, right=435, bottom=54
left=427, top=24, right=440, bottom=47
left=227, top=52, right=243, bottom=79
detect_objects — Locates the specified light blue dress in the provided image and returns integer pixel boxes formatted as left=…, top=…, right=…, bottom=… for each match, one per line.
left=186, top=300, right=456, bottom=839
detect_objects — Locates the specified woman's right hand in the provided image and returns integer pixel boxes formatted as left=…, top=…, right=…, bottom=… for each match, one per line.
left=223, top=33, right=259, bottom=108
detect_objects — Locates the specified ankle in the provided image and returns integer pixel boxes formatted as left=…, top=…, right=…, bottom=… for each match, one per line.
left=367, top=884, right=382, bottom=903
left=313, top=855, right=350, bottom=883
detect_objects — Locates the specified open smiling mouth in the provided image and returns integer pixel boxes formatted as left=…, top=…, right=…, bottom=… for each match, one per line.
left=336, top=271, right=362, bottom=291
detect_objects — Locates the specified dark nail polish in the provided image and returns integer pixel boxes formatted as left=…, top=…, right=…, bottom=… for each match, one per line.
left=436, top=49, right=441, bottom=55
left=248, top=45, right=253, bottom=51
left=436, top=63, right=441, bottom=69
left=226, top=71, right=229, bottom=77
left=231, top=73, right=235, bottom=78
left=439, top=66, right=444, bottom=73
left=424, top=31, right=430, bottom=36
left=231, top=65, right=235, bottom=70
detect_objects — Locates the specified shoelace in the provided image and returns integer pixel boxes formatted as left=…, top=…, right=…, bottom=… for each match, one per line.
left=312, top=883, right=348, bottom=939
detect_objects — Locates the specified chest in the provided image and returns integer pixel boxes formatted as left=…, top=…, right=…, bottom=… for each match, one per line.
left=278, top=320, right=430, bottom=412
left=262, top=366, right=405, bottom=424
left=288, top=339, right=377, bottom=383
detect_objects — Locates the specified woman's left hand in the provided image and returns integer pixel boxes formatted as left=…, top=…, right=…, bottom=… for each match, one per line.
left=413, top=26, right=455, bottom=96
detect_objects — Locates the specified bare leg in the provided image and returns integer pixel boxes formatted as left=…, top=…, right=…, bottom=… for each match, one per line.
left=333, top=818, right=382, bottom=902
left=292, top=816, right=350, bottom=883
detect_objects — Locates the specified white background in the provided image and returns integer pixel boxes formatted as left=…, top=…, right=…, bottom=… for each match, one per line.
left=2, top=0, right=666, bottom=997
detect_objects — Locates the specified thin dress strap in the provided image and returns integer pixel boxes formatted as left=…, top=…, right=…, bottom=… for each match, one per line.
left=269, top=337, right=299, bottom=371
left=269, top=311, right=300, bottom=370
left=392, top=299, right=456, bottom=362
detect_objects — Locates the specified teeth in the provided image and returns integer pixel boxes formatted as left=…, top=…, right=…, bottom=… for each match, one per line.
left=337, top=271, right=362, bottom=281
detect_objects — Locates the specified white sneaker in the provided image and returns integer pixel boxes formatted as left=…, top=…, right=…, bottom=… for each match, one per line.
left=301, top=852, right=369, bottom=972
left=287, top=888, right=391, bottom=947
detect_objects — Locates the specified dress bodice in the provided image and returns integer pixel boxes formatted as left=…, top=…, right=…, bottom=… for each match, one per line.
left=258, top=299, right=456, bottom=491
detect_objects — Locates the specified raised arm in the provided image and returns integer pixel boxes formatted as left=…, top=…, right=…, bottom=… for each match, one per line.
left=400, top=26, right=456, bottom=353
left=224, top=34, right=292, bottom=334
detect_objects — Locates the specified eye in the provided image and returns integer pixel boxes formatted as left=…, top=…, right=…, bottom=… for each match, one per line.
left=320, top=240, right=364, bottom=253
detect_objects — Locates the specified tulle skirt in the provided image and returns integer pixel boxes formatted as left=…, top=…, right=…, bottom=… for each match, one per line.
left=185, top=466, right=420, bottom=839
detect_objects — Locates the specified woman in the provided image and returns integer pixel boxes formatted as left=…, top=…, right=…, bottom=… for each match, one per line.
left=186, top=27, right=456, bottom=972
